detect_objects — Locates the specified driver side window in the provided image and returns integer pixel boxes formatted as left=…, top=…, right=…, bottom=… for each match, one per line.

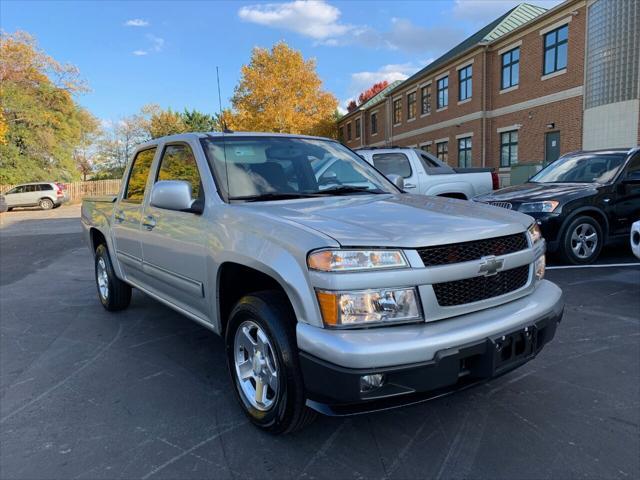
left=156, top=144, right=203, bottom=200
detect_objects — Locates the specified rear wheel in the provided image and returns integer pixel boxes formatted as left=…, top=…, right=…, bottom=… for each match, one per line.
left=95, top=244, right=131, bottom=311
left=225, top=291, right=316, bottom=434
left=560, top=216, right=603, bottom=265
left=39, top=198, right=54, bottom=210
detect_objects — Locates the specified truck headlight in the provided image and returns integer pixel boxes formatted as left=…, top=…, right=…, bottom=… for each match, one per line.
left=519, top=201, right=559, bottom=213
left=528, top=223, right=543, bottom=244
left=316, top=287, right=422, bottom=328
left=308, top=249, right=407, bottom=272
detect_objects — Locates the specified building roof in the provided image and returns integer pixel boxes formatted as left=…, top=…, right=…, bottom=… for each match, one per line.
left=387, top=3, right=547, bottom=95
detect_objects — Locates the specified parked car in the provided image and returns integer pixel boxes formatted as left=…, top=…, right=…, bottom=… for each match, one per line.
left=3, top=182, right=68, bottom=210
left=631, top=220, right=640, bottom=259
left=82, top=132, right=563, bottom=434
left=475, top=147, right=640, bottom=264
left=353, top=147, right=498, bottom=199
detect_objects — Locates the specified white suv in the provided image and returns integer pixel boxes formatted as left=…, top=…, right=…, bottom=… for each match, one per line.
left=2, top=182, right=67, bottom=210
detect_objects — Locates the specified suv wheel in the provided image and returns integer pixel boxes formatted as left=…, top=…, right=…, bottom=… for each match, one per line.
left=95, top=244, right=132, bottom=311
left=226, top=291, right=316, bottom=434
left=39, top=198, right=54, bottom=210
left=560, top=216, right=603, bottom=265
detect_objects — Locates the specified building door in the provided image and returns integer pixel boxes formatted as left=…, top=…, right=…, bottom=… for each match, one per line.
left=545, top=132, right=560, bottom=165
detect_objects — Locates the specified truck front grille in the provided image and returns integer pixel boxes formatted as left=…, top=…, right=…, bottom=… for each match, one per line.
left=487, top=201, right=513, bottom=209
left=417, top=233, right=528, bottom=267
left=433, top=265, right=530, bottom=306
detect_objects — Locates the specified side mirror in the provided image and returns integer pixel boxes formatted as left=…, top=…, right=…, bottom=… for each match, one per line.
left=622, top=171, right=640, bottom=185
left=319, top=171, right=340, bottom=186
left=150, top=180, right=201, bottom=213
left=387, top=174, right=405, bottom=191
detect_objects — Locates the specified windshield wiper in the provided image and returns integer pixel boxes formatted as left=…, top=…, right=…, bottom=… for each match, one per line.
left=229, top=192, right=318, bottom=202
left=312, top=185, right=386, bottom=196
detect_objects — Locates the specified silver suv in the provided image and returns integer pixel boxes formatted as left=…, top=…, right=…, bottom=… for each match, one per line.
left=82, top=132, right=563, bottom=434
left=2, top=182, right=68, bottom=210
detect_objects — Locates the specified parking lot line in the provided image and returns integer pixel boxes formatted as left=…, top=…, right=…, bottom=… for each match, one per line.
left=547, top=263, right=640, bottom=270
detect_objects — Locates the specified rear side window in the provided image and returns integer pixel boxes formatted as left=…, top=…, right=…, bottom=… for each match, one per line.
left=40, top=184, right=53, bottom=191
left=25, top=185, right=39, bottom=192
left=124, top=148, right=156, bottom=202
left=156, top=144, right=203, bottom=199
left=372, top=153, right=412, bottom=178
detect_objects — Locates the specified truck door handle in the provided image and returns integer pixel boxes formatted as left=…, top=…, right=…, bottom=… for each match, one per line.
left=114, top=211, right=125, bottom=223
left=404, top=182, right=417, bottom=189
left=142, top=215, right=157, bottom=231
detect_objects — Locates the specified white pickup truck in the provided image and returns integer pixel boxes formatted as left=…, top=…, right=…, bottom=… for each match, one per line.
left=353, top=147, right=497, bottom=199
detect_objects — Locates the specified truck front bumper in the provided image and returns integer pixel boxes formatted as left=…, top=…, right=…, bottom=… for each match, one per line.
left=297, top=279, right=563, bottom=415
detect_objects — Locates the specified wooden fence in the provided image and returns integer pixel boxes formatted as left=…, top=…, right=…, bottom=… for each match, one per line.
left=1, top=179, right=122, bottom=202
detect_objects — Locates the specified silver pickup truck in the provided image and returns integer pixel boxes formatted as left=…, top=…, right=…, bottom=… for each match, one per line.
left=82, top=132, right=563, bottom=434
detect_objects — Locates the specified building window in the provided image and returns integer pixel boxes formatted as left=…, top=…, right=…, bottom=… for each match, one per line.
left=339, top=126, right=344, bottom=142
left=347, top=123, right=352, bottom=141
left=500, top=131, right=518, bottom=167
left=371, top=112, right=378, bottom=135
left=501, top=47, right=520, bottom=89
left=407, top=92, right=417, bottom=119
left=437, top=76, right=448, bottom=109
left=458, top=65, right=472, bottom=101
left=421, top=85, right=431, bottom=115
left=436, top=141, right=448, bottom=163
left=543, top=25, right=568, bottom=75
left=393, top=99, right=402, bottom=124
left=355, top=118, right=361, bottom=139
left=457, top=137, right=472, bottom=167
left=420, top=144, right=432, bottom=153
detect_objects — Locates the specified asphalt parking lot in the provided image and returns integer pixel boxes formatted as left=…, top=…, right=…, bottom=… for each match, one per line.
left=1, top=206, right=639, bottom=480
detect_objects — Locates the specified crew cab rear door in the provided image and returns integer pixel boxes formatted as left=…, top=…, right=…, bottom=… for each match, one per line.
left=138, top=141, right=209, bottom=321
left=111, top=146, right=157, bottom=284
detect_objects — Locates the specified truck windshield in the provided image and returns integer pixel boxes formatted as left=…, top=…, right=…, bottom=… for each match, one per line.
left=201, top=136, right=396, bottom=201
left=530, top=153, right=627, bottom=184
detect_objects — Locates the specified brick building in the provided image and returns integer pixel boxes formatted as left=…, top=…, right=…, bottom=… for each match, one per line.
left=338, top=0, right=640, bottom=185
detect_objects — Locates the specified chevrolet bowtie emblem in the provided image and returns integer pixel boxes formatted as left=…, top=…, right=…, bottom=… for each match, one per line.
left=478, top=256, right=504, bottom=276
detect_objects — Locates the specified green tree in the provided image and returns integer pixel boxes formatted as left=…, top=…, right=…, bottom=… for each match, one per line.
left=0, top=31, right=97, bottom=183
left=181, top=109, right=218, bottom=132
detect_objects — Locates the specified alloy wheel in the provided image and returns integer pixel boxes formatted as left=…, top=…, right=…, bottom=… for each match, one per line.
left=233, top=320, right=279, bottom=411
left=97, top=257, right=109, bottom=300
left=570, top=223, right=598, bottom=259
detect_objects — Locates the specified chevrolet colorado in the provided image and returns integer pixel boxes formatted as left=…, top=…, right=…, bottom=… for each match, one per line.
left=81, top=132, right=563, bottom=434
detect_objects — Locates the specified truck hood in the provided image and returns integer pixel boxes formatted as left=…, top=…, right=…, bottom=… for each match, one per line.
left=243, top=194, right=533, bottom=247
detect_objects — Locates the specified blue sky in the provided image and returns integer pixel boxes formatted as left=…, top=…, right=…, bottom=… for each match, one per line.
left=2, top=0, right=559, bottom=124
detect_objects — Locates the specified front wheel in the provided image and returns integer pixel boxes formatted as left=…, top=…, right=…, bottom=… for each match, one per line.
left=225, top=291, right=316, bottom=434
left=560, top=216, right=603, bottom=265
left=39, top=198, right=54, bottom=210
left=95, top=244, right=132, bottom=311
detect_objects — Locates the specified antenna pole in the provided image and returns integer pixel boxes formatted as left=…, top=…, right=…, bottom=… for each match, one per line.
left=216, top=66, right=228, bottom=132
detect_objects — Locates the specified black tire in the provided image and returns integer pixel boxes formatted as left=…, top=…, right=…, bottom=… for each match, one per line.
left=39, top=198, right=54, bottom=210
left=560, top=215, right=603, bottom=265
left=225, top=290, right=316, bottom=434
left=95, top=244, right=132, bottom=311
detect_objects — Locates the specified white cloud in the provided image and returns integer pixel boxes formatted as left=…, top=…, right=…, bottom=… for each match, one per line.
left=354, top=18, right=465, bottom=54
left=132, top=50, right=148, bottom=56
left=124, top=18, right=149, bottom=27
left=452, top=0, right=562, bottom=24
left=146, top=34, right=164, bottom=52
left=238, top=0, right=352, bottom=40
left=238, top=1, right=463, bottom=54
left=347, top=62, right=422, bottom=100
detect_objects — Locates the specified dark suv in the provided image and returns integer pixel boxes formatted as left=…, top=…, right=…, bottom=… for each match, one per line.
left=476, top=147, right=640, bottom=264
